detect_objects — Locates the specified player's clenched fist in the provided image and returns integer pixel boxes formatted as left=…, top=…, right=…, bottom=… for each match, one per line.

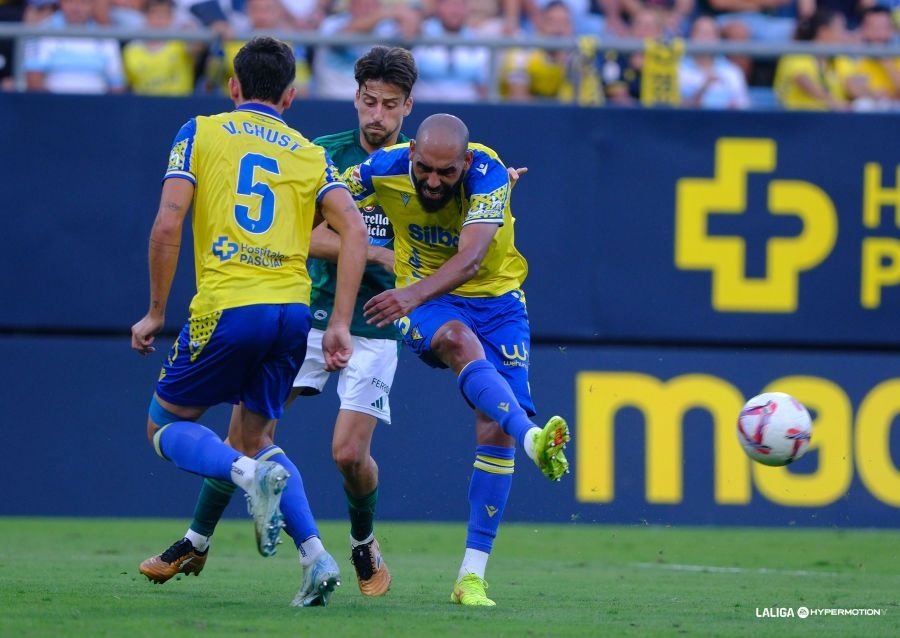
left=322, top=324, right=353, bottom=371
left=131, top=314, right=164, bottom=355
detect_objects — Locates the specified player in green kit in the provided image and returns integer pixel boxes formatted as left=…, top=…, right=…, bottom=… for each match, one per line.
left=139, top=46, right=418, bottom=598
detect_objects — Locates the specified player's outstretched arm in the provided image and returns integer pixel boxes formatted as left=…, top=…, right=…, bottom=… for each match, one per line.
left=318, top=187, right=368, bottom=370
left=131, top=178, right=193, bottom=355
left=363, top=223, right=498, bottom=328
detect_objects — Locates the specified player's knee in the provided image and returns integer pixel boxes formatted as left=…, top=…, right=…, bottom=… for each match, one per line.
left=146, top=418, right=160, bottom=444
left=333, top=441, right=367, bottom=476
left=433, top=321, right=480, bottom=367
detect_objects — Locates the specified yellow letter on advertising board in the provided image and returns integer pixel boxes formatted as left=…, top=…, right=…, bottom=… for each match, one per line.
left=855, top=379, right=900, bottom=506
left=576, top=372, right=750, bottom=505
left=861, top=238, right=900, bottom=308
left=863, top=163, right=900, bottom=229
left=753, top=377, right=853, bottom=507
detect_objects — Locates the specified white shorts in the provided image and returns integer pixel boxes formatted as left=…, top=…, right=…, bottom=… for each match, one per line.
left=293, top=328, right=398, bottom=424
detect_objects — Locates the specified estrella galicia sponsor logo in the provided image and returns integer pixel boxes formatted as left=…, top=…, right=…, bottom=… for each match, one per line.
left=212, top=236, right=239, bottom=261
left=362, top=205, right=393, bottom=247
left=409, top=224, right=459, bottom=247
left=675, top=138, right=837, bottom=313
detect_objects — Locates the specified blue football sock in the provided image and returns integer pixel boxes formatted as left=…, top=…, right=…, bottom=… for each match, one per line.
left=256, top=445, right=320, bottom=551
left=154, top=421, right=241, bottom=481
left=465, top=445, right=514, bottom=553
left=458, top=360, right=534, bottom=446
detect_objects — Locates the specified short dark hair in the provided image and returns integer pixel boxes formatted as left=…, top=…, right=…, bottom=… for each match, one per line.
left=354, top=46, right=418, bottom=99
left=543, top=0, right=569, bottom=13
left=862, top=5, right=891, bottom=20
left=233, top=36, right=296, bottom=104
left=794, top=7, right=838, bottom=41
left=145, top=0, right=174, bottom=10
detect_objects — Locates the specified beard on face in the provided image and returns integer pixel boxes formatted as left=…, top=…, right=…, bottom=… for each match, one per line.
left=414, top=175, right=462, bottom=212
left=362, top=124, right=392, bottom=149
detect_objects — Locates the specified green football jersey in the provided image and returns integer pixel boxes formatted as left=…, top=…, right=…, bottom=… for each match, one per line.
left=309, top=129, right=407, bottom=339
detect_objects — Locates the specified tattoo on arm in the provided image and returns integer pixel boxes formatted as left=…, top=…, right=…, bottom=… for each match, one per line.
left=149, top=238, right=181, bottom=249
left=163, top=199, right=187, bottom=213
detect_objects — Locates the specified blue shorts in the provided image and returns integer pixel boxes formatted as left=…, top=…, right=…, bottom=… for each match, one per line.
left=397, top=290, right=535, bottom=416
left=155, top=303, right=311, bottom=419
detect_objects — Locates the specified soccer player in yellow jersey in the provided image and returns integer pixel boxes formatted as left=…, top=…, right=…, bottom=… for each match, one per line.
left=130, top=36, right=368, bottom=607
left=353, top=113, right=570, bottom=606
left=139, top=46, right=418, bottom=599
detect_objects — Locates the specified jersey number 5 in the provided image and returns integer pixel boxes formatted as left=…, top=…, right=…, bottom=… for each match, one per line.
left=235, top=153, right=280, bottom=234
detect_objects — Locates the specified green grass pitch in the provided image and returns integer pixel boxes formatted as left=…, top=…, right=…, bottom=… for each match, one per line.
left=1, top=518, right=898, bottom=637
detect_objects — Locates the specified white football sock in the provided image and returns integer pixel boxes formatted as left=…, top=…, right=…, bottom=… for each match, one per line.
left=185, top=529, right=210, bottom=552
left=230, top=456, right=256, bottom=492
left=351, top=532, right=374, bottom=548
left=522, top=426, right=541, bottom=461
left=299, top=536, right=325, bottom=567
left=457, top=548, right=490, bottom=580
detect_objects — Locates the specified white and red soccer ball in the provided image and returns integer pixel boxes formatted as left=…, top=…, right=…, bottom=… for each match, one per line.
left=737, top=392, right=813, bottom=466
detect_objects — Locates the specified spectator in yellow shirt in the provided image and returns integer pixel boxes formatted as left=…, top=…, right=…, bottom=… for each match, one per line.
left=500, top=0, right=577, bottom=101
left=774, top=7, right=853, bottom=110
left=123, top=0, right=196, bottom=96
left=846, top=6, right=900, bottom=107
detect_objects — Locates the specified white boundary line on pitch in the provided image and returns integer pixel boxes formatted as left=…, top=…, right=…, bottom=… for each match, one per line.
left=632, top=562, right=841, bottom=577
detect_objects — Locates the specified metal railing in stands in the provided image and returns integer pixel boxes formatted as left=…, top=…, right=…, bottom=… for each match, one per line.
left=1, top=23, right=898, bottom=100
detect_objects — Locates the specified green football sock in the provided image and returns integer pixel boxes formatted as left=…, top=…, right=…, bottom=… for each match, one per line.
left=190, top=478, right=236, bottom=537
left=346, top=486, right=378, bottom=542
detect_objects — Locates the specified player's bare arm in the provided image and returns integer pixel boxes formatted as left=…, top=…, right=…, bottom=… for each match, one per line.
left=364, top=222, right=498, bottom=328
left=309, top=220, right=395, bottom=274
left=318, top=186, right=368, bottom=370
left=131, top=178, right=194, bottom=355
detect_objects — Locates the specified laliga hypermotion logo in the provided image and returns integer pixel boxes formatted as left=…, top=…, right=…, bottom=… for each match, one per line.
left=675, top=138, right=838, bottom=312
left=212, top=235, right=239, bottom=261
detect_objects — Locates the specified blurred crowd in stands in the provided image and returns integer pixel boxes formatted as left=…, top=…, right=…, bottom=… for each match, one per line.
left=0, top=0, right=897, bottom=109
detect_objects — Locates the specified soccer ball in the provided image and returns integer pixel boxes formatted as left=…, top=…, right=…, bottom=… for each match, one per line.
left=737, top=392, right=812, bottom=466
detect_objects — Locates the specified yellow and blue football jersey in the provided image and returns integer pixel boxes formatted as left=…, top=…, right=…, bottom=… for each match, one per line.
left=344, top=143, right=528, bottom=298
left=164, top=103, right=348, bottom=316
